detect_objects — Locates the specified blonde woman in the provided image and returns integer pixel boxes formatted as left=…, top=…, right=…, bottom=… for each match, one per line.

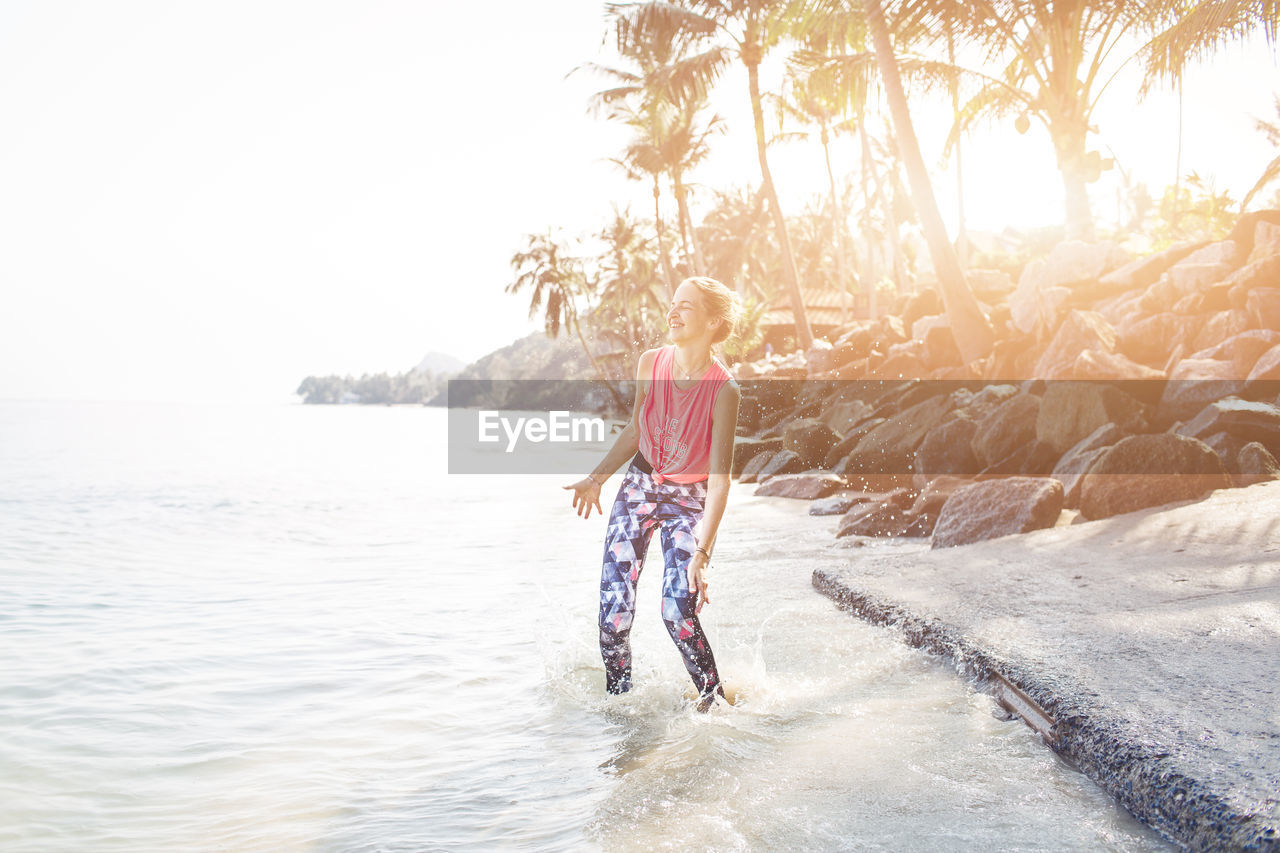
left=565, top=276, right=741, bottom=712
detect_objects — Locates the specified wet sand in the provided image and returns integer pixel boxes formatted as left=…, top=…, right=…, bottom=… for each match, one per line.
left=810, top=480, right=1280, bottom=851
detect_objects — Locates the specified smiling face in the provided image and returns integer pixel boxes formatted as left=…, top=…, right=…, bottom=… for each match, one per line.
left=666, top=280, right=720, bottom=345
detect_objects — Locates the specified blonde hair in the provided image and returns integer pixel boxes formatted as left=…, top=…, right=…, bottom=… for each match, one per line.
left=682, top=276, right=741, bottom=347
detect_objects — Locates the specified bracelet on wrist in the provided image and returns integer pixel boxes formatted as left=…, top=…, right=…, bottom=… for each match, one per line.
left=696, top=546, right=711, bottom=559
left=587, top=473, right=604, bottom=485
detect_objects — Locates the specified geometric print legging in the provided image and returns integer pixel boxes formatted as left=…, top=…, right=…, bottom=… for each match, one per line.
left=599, top=459, right=724, bottom=708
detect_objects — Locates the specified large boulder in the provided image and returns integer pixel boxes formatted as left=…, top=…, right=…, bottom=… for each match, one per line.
left=732, top=437, right=781, bottom=478
left=1237, top=441, right=1280, bottom=486
left=782, top=418, right=841, bottom=468
left=823, top=417, right=888, bottom=469
left=820, top=400, right=874, bottom=435
left=1010, top=241, right=1129, bottom=335
left=1187, top=329, right=1280, bottom=376
left=1098, top=240, right=1205, bottom=292
left=836, top=490, right=921, bottom=538
left=757, top=449, right=805, bottom=482
left=971, top=392, right=1041, bottom=468
left=1050, top=423, right=1127, bottom=508
left=1118, top=313, right=1199, bottom=368
left=914, top=417, right=980, bottom=480
left=755, top=472, right=846, bottom=500
left=1176, top=396, right=1280, bottom=458
left=908, top=475, right=973, bottom=518
left=1158, top=359, right=1247, bottom=424
left=979, top=440, right=1060, bottom=477
left=1078, top=433, right=1232, bottom=519
left=809, top=491, right=874, bottom=516
left=1069, top=349, right=1166, bottom=381
left=1188, top=309, right=1257, bottom=354
left=1035, top=381, right=1148, bottom=455
left=931, top=477, right=1064, bottom=548
left=1032, top=310, right=1118, bottom=379
left=843, top=393, right=956, bottom=476
left=738, top=450, right=776, bottom=484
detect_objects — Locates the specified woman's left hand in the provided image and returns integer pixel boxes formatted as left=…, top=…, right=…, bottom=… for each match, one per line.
left=688, top=551, right=710, bottom=614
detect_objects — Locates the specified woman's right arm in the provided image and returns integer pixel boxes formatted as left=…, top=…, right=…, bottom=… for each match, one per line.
left=564, top=349, right=658, bottom=519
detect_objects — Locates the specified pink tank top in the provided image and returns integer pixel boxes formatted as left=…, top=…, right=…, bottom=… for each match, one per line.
left=638, top=345, right=731, bottom=484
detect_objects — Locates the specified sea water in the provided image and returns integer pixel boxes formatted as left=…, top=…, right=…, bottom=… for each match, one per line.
left=0, top=401, right=1171, bottom=851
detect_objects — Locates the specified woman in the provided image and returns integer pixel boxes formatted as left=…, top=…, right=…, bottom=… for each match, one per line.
left=564, top=276, right=742, bottom=712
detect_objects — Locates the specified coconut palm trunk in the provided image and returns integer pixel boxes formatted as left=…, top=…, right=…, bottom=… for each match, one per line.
left=651, top=177, right=677, bottom=295
left=1054, top=117, right=1095, bottom=242
left=864, top=0, right=993, bottom=362
left=672, top=170, right=705, bottom=275
left=820, top=123, right=850, bottom=321
left=744, top=27, right=813, bottom=351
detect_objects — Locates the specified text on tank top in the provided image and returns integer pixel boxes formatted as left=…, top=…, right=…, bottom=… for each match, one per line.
left=638, top=345, right=730, bottom=484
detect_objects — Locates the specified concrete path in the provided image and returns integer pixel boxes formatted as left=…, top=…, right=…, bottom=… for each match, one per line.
left=812, top=480, right=1280, bottom=852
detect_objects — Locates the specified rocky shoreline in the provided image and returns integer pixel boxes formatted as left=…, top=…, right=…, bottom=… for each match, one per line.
left=731, top=211, right=1280, bottom=551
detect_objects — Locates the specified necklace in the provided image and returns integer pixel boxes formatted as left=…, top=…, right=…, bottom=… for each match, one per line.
left=674, top=351, right=712, bottom=381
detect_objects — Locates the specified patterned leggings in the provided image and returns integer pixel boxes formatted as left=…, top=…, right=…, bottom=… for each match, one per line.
left=598, top=458, right=723, bottom=706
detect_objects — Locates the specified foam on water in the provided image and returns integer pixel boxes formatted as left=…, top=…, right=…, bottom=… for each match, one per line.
left=0, top=402, right=1173, bottom=851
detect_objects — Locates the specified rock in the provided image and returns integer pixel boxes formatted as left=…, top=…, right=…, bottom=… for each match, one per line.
left=782, top=418, right=841, bottom=468
left=921, top=320, right=962, bottom=369
left=757, top=449, right=805, bottom=482
left=1246, top=287, right=1280, bottom=330
left=958, top=384, right=1020, bottom=421
left=843, top=393, right=956, bottom=476
left=1010, top=241, right=1129, bottom=335
left=1069, top=349, right=1166, bottom=381
left=1033, top=310, right=1118, bottom=379
left=1050, top=423, right=1127, bottom=508
left=1167, top=261, right=1236, bottom=294
left=738, top=450, right=776, bottom=484
left=967, top=269, right=1015, bottom=301
left=901, top=289, right=941, bottom=330
left=869, top=351, right=928, bottom=380
left=804, top=341, right=836, bottom=375
left=809, top=491, right=872, bottom=516
left=1176, top=396, right=1280, bottom=458
left=1118, top=313, right=1199, bottom=368
left=1197, top=431, right=1249, bottom=475
left=1245, top=342, right=1280, bottom=398
left=1248, top=219, right=1280, bottom=262
left=1187, top=329, right=1280, bottom=375
left=908, top=475, right=973, bottom=517
left=1237, top=441, right=1280, bottom=486
left=1158, top=359, right=1247, bottom=423
left=1229, top=208, right=1280, bottom=260
left=914, top=417, right=980, bottom=479
left=971, top=393, right=1041, bottom=468
left=1035, top=381, right=1148, bottom=454
left=755, top=471, right=846, bottom=500
left=837, top=497, right=916, bottom=538
left=823, top=417, right=887, bottom=469
left=1098, top=241, right=1205, bottom=292
left=931, top=477, right=1064, bottom=548
left=1189, top=309, right=1256, bottom=354
left=820, top=400, right=874, bottom=435
left=1220, top=252, right=1280, bottom=295
left=732, top=437, right=781, bottom=478
left=979, top=440, right=1060, bottom=476
left=1078, top=434, right=1231, bottom=519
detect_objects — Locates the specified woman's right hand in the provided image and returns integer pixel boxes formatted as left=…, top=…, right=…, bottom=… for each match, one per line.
left=563, top=478, right=603, bottom=519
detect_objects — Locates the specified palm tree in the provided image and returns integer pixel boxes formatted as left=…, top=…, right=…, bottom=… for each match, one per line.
left=771, top=64, right=856, bottom=315
left=584, top=10, right=729, bottom=287
left=609, top=0, right=815, bottom=349
left=1242, top=95, right=1280, bottom=211
left=864, top=0, right=994, bottom=362
left=506, top=231, right=628, bottom=410
left=900, top=1, right=1197, bottom=242
left=592, top=207, right=668, bottom=354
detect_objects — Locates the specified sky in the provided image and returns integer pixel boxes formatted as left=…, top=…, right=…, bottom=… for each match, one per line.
left=1, top=1, right=1276, bottom=403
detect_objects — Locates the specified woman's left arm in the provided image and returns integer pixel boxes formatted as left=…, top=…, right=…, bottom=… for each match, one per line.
left=689, top=381, right=740, bottom=613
